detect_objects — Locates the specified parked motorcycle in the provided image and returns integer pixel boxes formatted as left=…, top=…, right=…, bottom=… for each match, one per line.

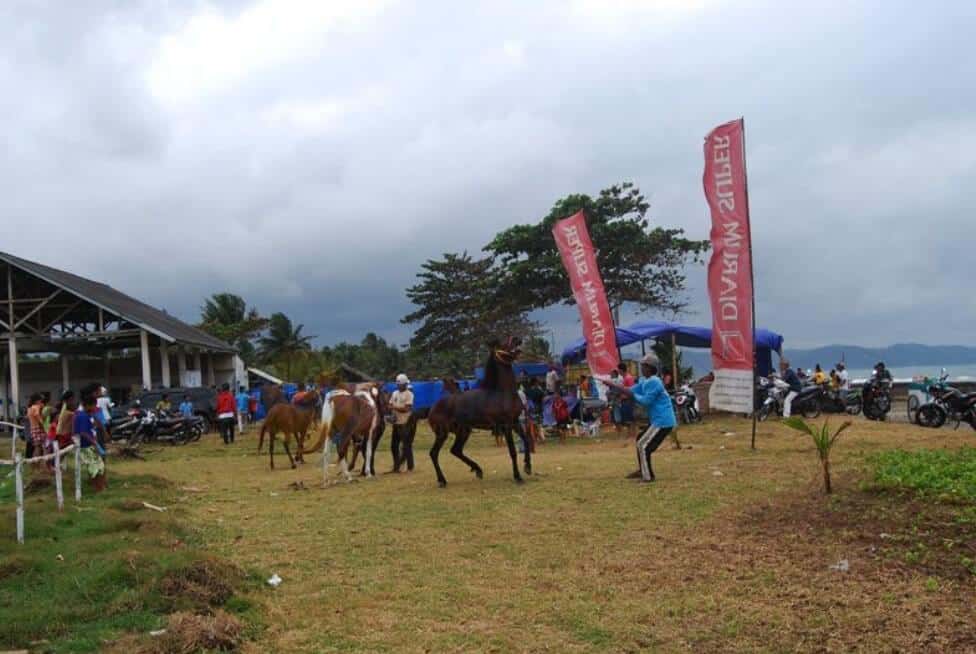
left=916, top=370, right=976, bottom=430
left=126, top=409, right=203, bottom=448
left=861, top=373, right=892, bottom=421
left=821, top=386, right=862, bottom=415
left=672, top=383, right=702, bottom=424
left=757, top=377, right=822, bottom=421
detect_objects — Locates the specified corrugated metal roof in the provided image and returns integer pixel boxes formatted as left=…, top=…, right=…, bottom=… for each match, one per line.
left=0, top=251, right=235, bottom=352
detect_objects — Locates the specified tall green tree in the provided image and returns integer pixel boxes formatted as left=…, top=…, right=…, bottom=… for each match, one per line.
left=197, top=293, right=267, bottom=364
left=486, top=182, right=709, bottom=317
left=401, top=251, right=540, bottom=371
left=321, top=332, right=405, bottom=379
left=257, top=312, right=314, bottom=381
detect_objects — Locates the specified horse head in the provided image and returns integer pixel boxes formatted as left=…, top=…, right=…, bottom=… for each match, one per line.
left=492, top=336, right=522, bottom=366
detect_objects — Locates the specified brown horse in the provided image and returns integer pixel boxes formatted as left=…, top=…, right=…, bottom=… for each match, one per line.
left=427, top=337, right=531, bottom=487
left=257, top=391, right=320, bottom=469
left=301, top=383, right=385, bottom=482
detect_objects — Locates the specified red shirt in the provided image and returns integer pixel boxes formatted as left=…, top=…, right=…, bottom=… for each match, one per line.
left=216, top=392, right=235, bottom=414
left=622, top=373, right=635, bottom=388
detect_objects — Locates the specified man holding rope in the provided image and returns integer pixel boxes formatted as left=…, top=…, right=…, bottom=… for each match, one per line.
left=604, top=354, right=676, bottom=483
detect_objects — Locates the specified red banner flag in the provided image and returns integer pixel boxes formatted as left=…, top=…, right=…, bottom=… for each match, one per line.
left=552, top=211, right=619, bottom=376
left=703, top=118, right=755, bottom=413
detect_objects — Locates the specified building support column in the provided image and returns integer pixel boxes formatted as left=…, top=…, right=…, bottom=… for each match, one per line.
left=205, top=352, right=216, bottom=387
left=61, top=354, right=70, bottom=393
left=139, top=329, right=152, bottom=390
left=8, top=337, right=19, bottom=419
left=159, top=342, right=171, bottom=388
left=103, top=351, right=110, bottom=387
left=0, top=355, right=8, bottom=420
left=177, top=347, right=187, bottom=387
left=192, top=350, right=202, bottom=373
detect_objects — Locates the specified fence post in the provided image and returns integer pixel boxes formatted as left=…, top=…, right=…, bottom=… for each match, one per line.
left=10, top=426, right=15, bottom=461
left=15, top=453, right=24, bottom=544
left=54, top=441, right=64, bottom=512
left=74, top=437, right=82, bottom=502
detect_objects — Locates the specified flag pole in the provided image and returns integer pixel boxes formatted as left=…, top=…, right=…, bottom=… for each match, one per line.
left=740, top=117, right=758, bottom=450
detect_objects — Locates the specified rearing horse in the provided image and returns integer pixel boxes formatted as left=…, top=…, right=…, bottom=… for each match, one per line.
left=427, top=337, right=531, bottom=487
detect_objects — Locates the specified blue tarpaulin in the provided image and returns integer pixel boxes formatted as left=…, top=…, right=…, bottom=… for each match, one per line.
left=381, top=379, right=479, bottom=411
left=560, top=320, right=785, bottom=376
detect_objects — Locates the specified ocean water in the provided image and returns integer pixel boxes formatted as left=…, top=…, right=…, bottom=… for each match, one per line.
left=844, top=365, right=976, bottom=383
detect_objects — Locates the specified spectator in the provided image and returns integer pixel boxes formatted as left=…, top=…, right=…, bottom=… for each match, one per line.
left=40, top=391, right=54, bottom=434
left=546, top=363, right=561, bottom=395
left=389, top=374, right=416, bottom=472
left=235, top=386, right=250, bottom=433
left=155, top=393, right=171, bottom=414
left=73, top=389, right=106, bottom=492
left=836, top=362, right=850, bottom=390
left=96, top=386, right=113, bottom=435
left=54, top=390, right=77, bottom=450
left=813, top=364, right=827, bottom=385
left=179, top=394, right=194, bottom=419
left=26, top=393, right=46, bottom=465
left=216, top=383, right=236, bottom=445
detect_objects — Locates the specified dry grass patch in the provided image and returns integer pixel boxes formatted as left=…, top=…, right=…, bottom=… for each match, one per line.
left=110, top=415, right=976, bottom=653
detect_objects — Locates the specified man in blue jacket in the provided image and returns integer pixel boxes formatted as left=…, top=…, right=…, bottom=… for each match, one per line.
left=606, top=354, right=676, bottom=482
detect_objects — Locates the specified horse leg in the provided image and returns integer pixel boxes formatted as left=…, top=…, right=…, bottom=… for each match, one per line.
left=514, top=421, right=532, bottom=475
left=369, top=426, right=383, bottom=476
left=364, top=429, right=374, bottom=478
left=321, top=436, right=333, bottom=483
left=336, top=434, right=354, bottom=482
left=503, top=427, right=523, bottom=483
left=283, top=436, right=296, bottom=469
left=449, top=428, right=482, bottom=479
left=429, top=426, right=450, bottom=488
left=269, top=434, right=276, bottom=470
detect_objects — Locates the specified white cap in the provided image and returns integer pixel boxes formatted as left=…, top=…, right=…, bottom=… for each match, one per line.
left=395, top=373, right=410, bottom=385
left=640, top=354, right=659, bottom=366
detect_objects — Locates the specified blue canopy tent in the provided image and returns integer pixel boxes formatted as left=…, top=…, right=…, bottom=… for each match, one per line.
left=560, top=320, right=784, bottom=376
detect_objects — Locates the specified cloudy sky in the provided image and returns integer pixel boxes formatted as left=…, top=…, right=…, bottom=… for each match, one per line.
left=2, top=0, right=973, bottom=352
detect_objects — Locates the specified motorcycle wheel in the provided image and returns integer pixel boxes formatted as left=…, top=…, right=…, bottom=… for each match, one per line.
left=757, top=404, right=770, bottom=422
left=689, top=406, right=702, bottom=424
left=907, top=396, right=920, bottom=424
left=802, top=399, right=822, bottom=420
left=917, top=404, right=947, bottom=429
left=845, top=400, right=862, bottom=416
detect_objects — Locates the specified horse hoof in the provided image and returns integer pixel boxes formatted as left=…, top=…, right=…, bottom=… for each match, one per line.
left=524, top=464, right=532, bottom=475
left=514, top=477, right=525, bottom=484
left=474, top=469, right=484, bottom=480
left=438, top=480, right=447, bottom=488
left=291, top=464, right=296, bottom=469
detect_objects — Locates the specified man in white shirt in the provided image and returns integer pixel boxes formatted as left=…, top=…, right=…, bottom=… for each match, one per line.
left=545, top=364, right=561, bottom=395
left=96, top=386, right=114, bottom=435
left=836, top=363, right=850, bottom=390
left=389, top=374, right=415, bottom=472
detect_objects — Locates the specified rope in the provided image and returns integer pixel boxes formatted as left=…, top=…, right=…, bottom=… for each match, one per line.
left=0, top=421, right=23, bottom=431
left=0, top=443, right=76, bottom=466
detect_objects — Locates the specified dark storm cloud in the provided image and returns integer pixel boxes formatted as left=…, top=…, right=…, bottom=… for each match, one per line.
left=1, top=0, right=973, bottom=352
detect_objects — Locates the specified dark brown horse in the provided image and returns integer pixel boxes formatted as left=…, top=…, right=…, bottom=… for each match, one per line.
left=300, top=383, right=385, bottom=482
left=427, top=337, right=531, bottom=487
left=257, top=391, right=320, bottom=469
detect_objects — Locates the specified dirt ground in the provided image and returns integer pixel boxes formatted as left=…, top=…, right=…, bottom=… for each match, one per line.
left=117, top=415, right=976, bottom=653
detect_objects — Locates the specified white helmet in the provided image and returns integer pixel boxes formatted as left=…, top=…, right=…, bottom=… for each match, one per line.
left=395, top=373, right=410, bottom=385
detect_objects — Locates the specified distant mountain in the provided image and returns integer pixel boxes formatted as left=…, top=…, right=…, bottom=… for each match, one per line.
left=679, top=344, right=976, bottom=376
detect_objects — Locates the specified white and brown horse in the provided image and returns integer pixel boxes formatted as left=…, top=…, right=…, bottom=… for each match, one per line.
left=300, top=383, right=386, bottom=482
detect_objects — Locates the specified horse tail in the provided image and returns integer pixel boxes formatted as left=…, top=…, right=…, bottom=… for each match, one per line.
left=302, top=395, right=334, bottom=455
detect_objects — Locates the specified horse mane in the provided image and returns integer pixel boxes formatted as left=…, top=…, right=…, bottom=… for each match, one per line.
left=482, top=349, right=501, bottom=390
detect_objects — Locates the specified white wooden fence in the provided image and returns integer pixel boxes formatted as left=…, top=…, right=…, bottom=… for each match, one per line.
left=1, top=421, right=82, bottom=544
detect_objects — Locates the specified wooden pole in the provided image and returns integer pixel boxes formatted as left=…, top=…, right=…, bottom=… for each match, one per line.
left=54, top=441, right=64, bottom=511
left=741, top=117, right=758, bottom=451
left=15, top=453, right=24, bottom=544
left=74, top=436, right=82, bottom=502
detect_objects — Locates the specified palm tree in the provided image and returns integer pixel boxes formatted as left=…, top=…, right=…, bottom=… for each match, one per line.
left=257, top=312, right=314, bottom=381
left=198, top=293, right=267, bottom=363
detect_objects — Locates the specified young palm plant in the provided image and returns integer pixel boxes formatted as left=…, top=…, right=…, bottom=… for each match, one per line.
left=783, top=417, right=852, bottom=494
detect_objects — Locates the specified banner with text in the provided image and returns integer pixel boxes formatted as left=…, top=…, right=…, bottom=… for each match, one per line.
left=552, top=210, right=619, bottom=376
left=703, top=118, right=755, bottom=412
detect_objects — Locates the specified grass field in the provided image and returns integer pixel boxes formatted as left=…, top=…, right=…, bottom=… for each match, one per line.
left=3, top=416, right=976, bottom=652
